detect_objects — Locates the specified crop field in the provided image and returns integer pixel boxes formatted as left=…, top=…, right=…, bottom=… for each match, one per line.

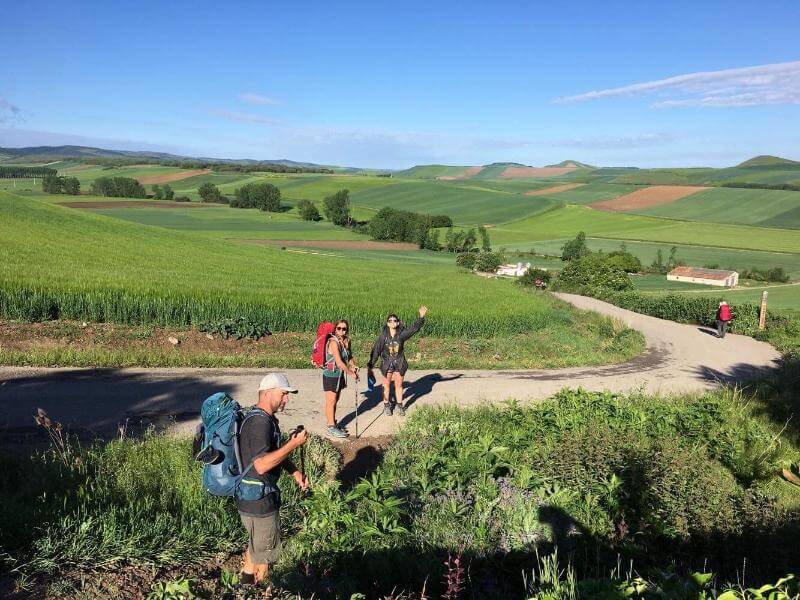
left=394, top=164, right=475, bottom=179
left=524, top=237, right=800, bottom=279
left=635, top=187, right=800, bottom=229
left=85, top=205, right=366, bottom=240
left=669, top=282, right=800, bottom=311
left=348, top=180, right=562, bottom=224
left=0, top=192, right=643, bottom=363
left=609, top=164, right=800, bottom=186
left=489, top=205, right=800, bottom=253
left=544, top=182, right=643, bottom=204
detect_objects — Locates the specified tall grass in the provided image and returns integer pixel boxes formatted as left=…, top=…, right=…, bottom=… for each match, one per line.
left=0, top=192, right=627, bottom=340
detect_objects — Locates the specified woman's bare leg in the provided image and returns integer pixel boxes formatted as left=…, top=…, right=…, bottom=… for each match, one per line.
left=325, top=390, right=339, bottom=427
left=394, top=373, right=405, bottom=407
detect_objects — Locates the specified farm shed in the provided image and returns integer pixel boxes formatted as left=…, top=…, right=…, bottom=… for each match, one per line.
left=667, top=266, right=738, bottom=287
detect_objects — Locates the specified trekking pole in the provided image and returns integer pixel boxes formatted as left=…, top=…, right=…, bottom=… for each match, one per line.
left=354, top=377, right=360, bottom=439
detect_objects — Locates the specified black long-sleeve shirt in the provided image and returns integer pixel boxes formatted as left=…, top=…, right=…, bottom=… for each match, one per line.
left=367, top=317, right=425, bottom=376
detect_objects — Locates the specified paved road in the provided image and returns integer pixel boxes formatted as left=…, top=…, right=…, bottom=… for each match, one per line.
left=0, top=293, right=781, bottom=441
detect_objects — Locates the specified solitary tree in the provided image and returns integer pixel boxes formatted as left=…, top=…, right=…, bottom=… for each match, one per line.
left=198, top=182, right=222, bottom=203
left=162, top=184, right=174, bottom=200
left=561, top=231, right=589, bottom=261
left=323, top=189, right=351, bottom=226
left=478, top=225, right=491, bottom=252
left=62, top=177, right=80, bottom=195
left=152, top=184, right=163, bottom=200
left=297, top=199, right=321, bottom=221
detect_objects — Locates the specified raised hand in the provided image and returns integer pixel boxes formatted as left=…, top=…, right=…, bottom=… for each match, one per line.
left=419, top=305, right=428, bottom=318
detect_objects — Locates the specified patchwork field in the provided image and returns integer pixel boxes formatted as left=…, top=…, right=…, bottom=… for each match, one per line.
left=590, top=185, right=707, bottom=211
left=0, top=191, right=643, bottom=364
left=490, top=204, right=800, bottom=253
left=524, top=237, right=800, bottom=279
left=636, top=187, right=800, bottom=229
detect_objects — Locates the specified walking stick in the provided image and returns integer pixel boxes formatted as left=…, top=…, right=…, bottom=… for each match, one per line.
left=354, top=377, right=360, bottom=439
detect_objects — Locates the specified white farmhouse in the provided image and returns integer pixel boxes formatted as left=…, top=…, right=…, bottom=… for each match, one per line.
left=667, top=266, right=738, bottom=287
left=496, top=262, right=532, bottom=277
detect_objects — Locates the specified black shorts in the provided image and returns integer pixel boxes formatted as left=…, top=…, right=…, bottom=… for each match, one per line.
left=323, top=375, right=345, bottom=393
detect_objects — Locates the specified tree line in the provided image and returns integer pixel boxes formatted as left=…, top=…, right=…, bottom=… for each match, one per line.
left=72, top=157, right=334, bottom=174
left=0, top=166, right=56, bottom=178
left=42, top=175, right=80, bottom=195
left=90, top=177, right=147, bottom=198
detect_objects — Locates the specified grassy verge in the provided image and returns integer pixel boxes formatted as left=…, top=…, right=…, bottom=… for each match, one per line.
left=0, top=310, right=644, bottom=369
left=3, top=385, right=798, bottom=598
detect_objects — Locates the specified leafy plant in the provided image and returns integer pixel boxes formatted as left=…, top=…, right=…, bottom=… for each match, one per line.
left=198, top=317, right=271, bottom=340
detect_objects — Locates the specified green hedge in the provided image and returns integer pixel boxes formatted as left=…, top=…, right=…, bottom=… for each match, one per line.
left=588, top=289, right=761, bottom=334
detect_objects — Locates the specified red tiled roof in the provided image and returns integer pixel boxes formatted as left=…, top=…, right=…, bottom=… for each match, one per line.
left=668, top=266, right=737, bottom=280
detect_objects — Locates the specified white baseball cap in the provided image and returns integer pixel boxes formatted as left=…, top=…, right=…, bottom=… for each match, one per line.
left=258, top=372, right=298, bottom=393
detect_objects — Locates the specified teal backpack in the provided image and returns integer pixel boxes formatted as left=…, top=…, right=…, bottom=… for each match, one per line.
left=194, top=392, right=278, bottom=501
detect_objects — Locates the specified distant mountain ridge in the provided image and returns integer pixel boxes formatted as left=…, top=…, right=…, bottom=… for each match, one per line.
left=0, top=145, right=345, bottom=171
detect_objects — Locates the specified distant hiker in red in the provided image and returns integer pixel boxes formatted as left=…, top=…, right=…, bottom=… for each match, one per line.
left=716, top=301, right=733, bottom=338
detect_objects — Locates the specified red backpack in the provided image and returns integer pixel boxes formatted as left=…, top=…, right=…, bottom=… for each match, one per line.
left=311, top=322, right=336, bottom=368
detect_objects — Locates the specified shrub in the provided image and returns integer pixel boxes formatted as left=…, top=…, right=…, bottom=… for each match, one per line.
left=42, top=175, right=80, bottom=195
left=475, top=251, right=505, bottom=273
left=100, top=176, right=142, bottom=197
left=323, top=189, right=352, bottom=226
left=606, top=250, right=642, bottom=273
left=455, top=252, right=477, bottom=270
left=198, top=317, right=271, bottom=340
left=561, top=231, right=589, bottom=261
left=90, top=177, right=146, bottom=198
left=198, top=182, right=222, bottom=203
left=518, top=267, right=552, bottom=287
left=296, top=199, right=321, bottom=221
left=152, top=183, right=163, bottom=199
left=742, top=267, right=790, bottom=283
left=555, top=253, right=632, bottom=292
left=430, top=215, right=452, bottom=228
left=173, top=195, right=191, bottom=202
left=232, top=182, right=281, bottom=211
left=589, top=289, right=762, bottom=334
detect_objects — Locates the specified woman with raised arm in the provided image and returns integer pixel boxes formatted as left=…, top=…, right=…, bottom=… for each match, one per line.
left=322, top=319, right=359, bottom=438
left=367, top=306, right=427, bottom=416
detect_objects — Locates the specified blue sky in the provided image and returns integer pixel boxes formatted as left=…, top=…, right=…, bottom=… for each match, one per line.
left=1, top=0, right=799, bottom=168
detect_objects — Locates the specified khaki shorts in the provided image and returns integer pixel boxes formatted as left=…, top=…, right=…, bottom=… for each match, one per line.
left=239, top=511, right=281, bottom=565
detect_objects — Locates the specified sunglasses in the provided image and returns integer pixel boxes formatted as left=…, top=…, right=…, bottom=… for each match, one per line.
left=336, top=326, right=348, bottom=332
left=387, top=318, right=398, bottom=323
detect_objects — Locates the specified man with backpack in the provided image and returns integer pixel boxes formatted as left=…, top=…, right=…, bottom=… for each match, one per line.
left=236, top=373, right=309, bottom=586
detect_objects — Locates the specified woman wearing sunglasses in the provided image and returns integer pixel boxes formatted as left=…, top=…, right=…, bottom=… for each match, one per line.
left=323, top=319, right=359, bottom=438
left=367, top=306, right=427, bottom=416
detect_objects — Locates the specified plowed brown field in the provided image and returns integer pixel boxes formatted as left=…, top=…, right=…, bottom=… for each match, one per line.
left=590, top=185, right=707, bottom=211
left=499, top=166, right=577, bottom=178
left=524, top=183, right=584, bottom=196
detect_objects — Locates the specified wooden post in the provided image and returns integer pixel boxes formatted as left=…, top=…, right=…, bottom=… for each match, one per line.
left=759, top=290, right=768, bottom=330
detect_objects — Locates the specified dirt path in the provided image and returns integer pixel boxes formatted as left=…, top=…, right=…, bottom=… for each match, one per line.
left=0, top=294, right=779, bottom=442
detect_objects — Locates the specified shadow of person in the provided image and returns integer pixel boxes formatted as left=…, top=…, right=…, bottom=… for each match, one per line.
left=403, top=373, right=463, bottom=408
left=697, top=326, right=720, bottom=337
left=337, top=380, right=386, bottom=430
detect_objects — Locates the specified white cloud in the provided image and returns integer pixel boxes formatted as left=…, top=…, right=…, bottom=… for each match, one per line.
left=548, top=133, right=676, bottom=149
left=555, top=61, right=800, bottom=108
left=238, top=92, right=278, bottom=105
left=0, top=97, right=22, bottom=124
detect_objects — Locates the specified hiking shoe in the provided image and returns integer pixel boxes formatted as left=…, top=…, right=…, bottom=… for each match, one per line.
left=383, top=403, right=392, bottom=416
left=396, top=403, right=406, bottom=416
left=327, top=425, right=348, bottom=438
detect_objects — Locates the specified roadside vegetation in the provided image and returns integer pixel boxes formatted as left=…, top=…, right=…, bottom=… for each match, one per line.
left=3, top=386, right=798, bottom=598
